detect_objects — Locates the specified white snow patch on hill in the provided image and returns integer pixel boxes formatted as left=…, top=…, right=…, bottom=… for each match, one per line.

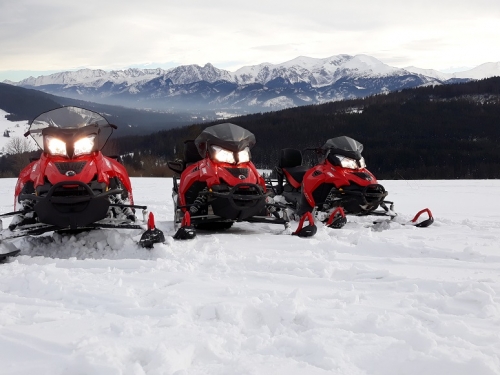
left=0, top=110, right=37, bottom=154
left=262, top=96, right=295, bottom=108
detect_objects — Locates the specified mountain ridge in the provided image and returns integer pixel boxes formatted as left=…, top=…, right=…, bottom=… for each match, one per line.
left=4, top=54, right=500, bottom=113
left=7, top=55, right=500, bottom=88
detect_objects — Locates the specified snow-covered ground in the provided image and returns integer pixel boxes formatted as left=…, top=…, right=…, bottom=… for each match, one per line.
left=0, top=178, right=499, bottom=375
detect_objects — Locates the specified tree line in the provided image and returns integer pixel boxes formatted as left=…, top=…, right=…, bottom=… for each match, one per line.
left=1, top=77, right=500, bottom=179
left=115, top=77, right=500, bottom=179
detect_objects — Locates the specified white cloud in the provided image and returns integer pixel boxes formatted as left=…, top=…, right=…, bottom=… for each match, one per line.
left=1, top=0, right=500, bottom=79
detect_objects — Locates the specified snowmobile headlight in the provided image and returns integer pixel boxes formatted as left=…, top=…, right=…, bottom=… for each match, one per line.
left=337, top=155, right=359, bottom=169
left=74, top=135, right=96, bottom=156
left=359, top=157, right=366, bottom=169
left=211, top=145, right=235, bottom=164
left=46, top=136, right=67, bottom=156
left=237, top=147, right=250, bottom=163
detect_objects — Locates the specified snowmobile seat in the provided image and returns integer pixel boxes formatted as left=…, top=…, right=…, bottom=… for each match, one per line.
left=284, top=166, right=309, bottom=187
left=278, top=148, right=309, bottom=188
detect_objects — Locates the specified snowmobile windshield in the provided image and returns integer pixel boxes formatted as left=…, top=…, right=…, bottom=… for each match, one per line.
left=321, top=136, right=364, bottom=160
left=195, top=123, right=256, bottom=160
left=27, top=106, right=114, bottom=152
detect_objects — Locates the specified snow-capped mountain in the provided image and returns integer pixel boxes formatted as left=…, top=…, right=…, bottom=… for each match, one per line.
left=232, top=54, right=404, bottom=87
left=15, top=68, right=168, bottom=87
left=11, top=54, right=422, bottom=88
left=405, top=61, right=500, bottom=81
left=403, top=66, right=454, bottom=81
left=6, top=55, right=500, bottom=112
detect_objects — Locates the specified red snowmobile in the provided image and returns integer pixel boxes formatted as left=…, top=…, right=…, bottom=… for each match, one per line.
left=0, top=106, right=164, bottom=262
left=167, top=123, right=314, bottom=239
left=273, top=136, right=434, bottom=229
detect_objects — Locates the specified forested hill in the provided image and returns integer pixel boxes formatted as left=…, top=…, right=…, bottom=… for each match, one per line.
left=116, top=77, right=500, bottom=179
left=0, top=83, right=196, bottom=136
left=0, top=83, right=62, bottom=121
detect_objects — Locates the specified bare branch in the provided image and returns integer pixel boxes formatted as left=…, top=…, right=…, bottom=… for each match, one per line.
left=4, top=137, right=34, bottom=155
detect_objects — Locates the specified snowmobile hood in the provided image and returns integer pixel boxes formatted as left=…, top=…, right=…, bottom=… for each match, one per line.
left=27, top=106, right=115, bottom=152
left=322, top=136, right=364, bottom=160
left=195, top=123, right=256, bottom=157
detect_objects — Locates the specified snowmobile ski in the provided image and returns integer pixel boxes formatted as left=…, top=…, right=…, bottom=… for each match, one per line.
left=139, top=212, right=166, bottom=248
left=0, top=250, right=20, bottom=263
left=371, top=208, right=434, bottom=228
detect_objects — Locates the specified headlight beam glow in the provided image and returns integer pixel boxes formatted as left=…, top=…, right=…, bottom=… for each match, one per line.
left=237, top=147, right=250, bottom=163
left=74, top=135, right=96, bottom=156
left=46, top=136, right=67, bottom=156
left=211, top=145, right=236, bottom=164
left=336, top=155, right=360, bottom=170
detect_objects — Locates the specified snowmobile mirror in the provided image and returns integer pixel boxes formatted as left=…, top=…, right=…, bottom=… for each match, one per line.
left=167, top=160, right=185, bottom=175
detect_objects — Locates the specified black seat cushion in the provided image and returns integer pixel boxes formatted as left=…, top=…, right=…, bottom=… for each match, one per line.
left=284, top=165, right=309, bottom=186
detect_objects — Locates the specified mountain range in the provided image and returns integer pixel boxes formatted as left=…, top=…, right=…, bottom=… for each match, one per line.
left=4, top=55, right=500, bottom=113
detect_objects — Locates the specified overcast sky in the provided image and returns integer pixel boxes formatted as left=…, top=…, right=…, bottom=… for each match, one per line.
left=1, top=0, right=500, bottom=81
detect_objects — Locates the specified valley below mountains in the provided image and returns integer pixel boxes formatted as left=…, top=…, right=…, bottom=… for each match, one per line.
left=6, top=54, right=499, bottom=113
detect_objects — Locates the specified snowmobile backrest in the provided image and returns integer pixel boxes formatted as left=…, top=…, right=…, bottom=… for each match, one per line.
left=279, top=148, right=303, bottom=169
left=184, top=140, right=203, bottom=164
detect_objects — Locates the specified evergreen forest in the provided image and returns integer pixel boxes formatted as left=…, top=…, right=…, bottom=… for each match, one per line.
left=116, top=77, right=500, bottom=179
left=1, top=77, right=499, bottom=179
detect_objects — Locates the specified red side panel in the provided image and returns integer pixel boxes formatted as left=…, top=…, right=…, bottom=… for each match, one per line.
left=178, top=159, right=219, bottom=207
left=283, top=169, right=302, bottom=189
left=14, top=160, right=42, bottom=210
left=301, top=164, right=350, bottom=208
left=301, top=161, right=381, bottom=208
left=94, top=153, right=135, bottom=204
left=247, top=162, right=266, bottom=190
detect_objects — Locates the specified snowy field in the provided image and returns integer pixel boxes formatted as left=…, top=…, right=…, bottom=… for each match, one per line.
left=0, top=177, right=499, bottom=375
left=0, top=110, right=36, bottom=154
